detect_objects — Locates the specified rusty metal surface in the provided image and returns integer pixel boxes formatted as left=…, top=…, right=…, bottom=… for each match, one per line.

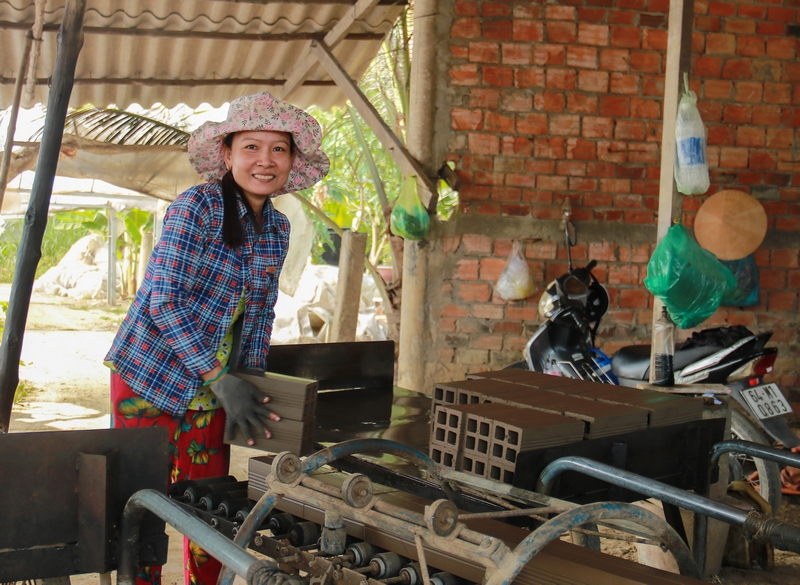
left=0, top=427, right=169, bottom=581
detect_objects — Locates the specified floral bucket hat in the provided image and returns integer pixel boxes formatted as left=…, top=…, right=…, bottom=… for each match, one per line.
left=188, top=91, right=329, bottom=196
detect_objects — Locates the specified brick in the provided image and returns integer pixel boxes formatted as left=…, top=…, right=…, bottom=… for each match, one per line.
left=469, top=42, right=500, bottom=63
left=767, top=38, right=797, bottom=61
left=723, top=105, right=751, bottom=125
left=767, top=7, right=797, bottom=22
left=534, top=138, right=566, bottom=159
left=698, top=101, right=723, bottom=123
left=578, top=70, right=610, bottom=92
left=630, top=51, right=661, bottom=73
left=567, top=94, right=599, bottom=114
left=450, top=64, right=479, bottom=86
left=599, top=49, right=630, bottom=71
left=756, top=22, right=784, bottom=36
left=516, top=113, right=548, bottom=135
left=513, top=5, right=542, bottom=19
left=735, top=82, right=764, bottom=103
left=578, top=23, right=610, bottom=46
left=738, top=5, right=765, bottom=19
left=696, top=16, right=722, bottom=31
left=483, top=20, right=513, bottom=40
left=470, top=88, right=500, bottom=109
left=600, top=95, right=630, bottom=116
left=708, top=1, right=736, bottom=16
left=704, top=80, right=733, bottom=100
left=550, top=114, right=581, bottom=136
left=547, top=21, right=578, bottom=43
left=502, top=43, right=532, bottom=65
left=459, top=185, right=491, bottom=200
left=642, top=30, right=668, bottom=51
left=546, top=68, right=577, bottom=90
left=534, top=91, right=566, bottom=112
left=451, top=46, right=469, bottom=60
left=452, top=109, right=483, bottom=131
left=556, top=161, right=587, bottom=176
left=455, top=1, right=479, bottom=16
left=583, top=116, right=615, bottom=138
left=515, top=68, right=545, bottom=88
left=474, top=171, right=504, bottom=186
left=610, top=73, right=639, bottom=94
left=483, top=66, right=514, bottom=87
left=725, top=20, right=755, bottom=35
left=597, top=140, right=628, bottom=163
left=442, top=303, right=470, bottom=318
left=771, top=250, right=800, bottom=269
left=639, top=13, right=665, bottom=27
left=567, top=46, right=598, bottom=69
left=752, top=61, right=781, bottom=83
left=707, top=124, right=736, bottom=146
left=624, top=210, right=655, bottom=224
left=490, top=187, right=521, bottom=201
left=706, top=33, right=736, bottom=54
left=769, top=292, right=797, bottom=312
left=737, top=36, right=765, bottom=58
left=533, top=44, right=565, bottom=66
left=513, top=20, right=545, bottom=42
left=546, top=5, right=577, bottom=20
left=570, top=177, right=599, bottom=190
left=694, top=56, right=722, bottom=77
left=501, top=136, right=534, bottom=157
left=482, top=3, right=511, bottom=17
left=615, top=119, right=646, bottom=140
left=538, top=175, right=569, bottom=190
left=736, top=126, right=766, bottom=148
left=764, top=84, right=792, bottom=105
left=627, top=142, right=659, bottom=164
left=578, top=8, right=607, bottom=22
left=602, top=178, right=632, bottom=193
left=610, top=26, right=641, bottom=48
left=751, top=152, right=776, bottom=171
left=468, top=133, right=500, bottom=155
left=630, top=98, right=660, bottom=118
left=455, top=258, right=480, bottom=280
left=766, top=128, right=794, bottom=149
left=722, top=59, right=753, bottom=80
left=719, top=147, right=749, bottom=169
left=452, top=18, right=482, bottom=39
left=499, top=92, right=532, bottom=112
left=566, top=138, right=597, bottom=160
left=610, top=9, right=637, bottom=24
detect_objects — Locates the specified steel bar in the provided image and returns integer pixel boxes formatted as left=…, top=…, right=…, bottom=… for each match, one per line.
left=0, top=30, right=33, bottom=210
left=118, top=490, right=263, bottom=585
left=486, top=502, right=701, bottom=585
left=712, top=440, right=800, bottom=468
left=458, top=507, right=566, bottom=521
left=1, top=77, right=337, bottom=87
left=0, top=0, right=87, bottom=434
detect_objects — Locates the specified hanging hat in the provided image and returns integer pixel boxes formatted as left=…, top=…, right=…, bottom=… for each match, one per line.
left=188, top=91, right=329, bottom=196
left=693, top=189, right=767, bottom=260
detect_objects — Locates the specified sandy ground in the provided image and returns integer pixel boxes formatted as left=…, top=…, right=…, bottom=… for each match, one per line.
left=3, top=283, right=800, bottom=585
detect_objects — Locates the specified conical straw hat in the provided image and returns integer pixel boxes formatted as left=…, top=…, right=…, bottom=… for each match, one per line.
left=693, top=190, right=767, bottom=260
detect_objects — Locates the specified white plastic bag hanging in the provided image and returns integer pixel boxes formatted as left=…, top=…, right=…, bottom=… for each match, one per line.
left=674, top=73, right=709, bottom=195
left=496, top=241, right=536, bottom=300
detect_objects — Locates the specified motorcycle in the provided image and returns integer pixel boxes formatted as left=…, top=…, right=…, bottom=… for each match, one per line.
left=508, top=216, right=799, bottom=514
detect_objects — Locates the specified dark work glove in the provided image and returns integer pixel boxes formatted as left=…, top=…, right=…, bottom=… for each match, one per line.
left=210, top=373, right=279, bottom=443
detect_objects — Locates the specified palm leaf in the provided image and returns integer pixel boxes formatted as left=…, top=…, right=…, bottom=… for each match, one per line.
left=29, top=105, right=189, bottom=147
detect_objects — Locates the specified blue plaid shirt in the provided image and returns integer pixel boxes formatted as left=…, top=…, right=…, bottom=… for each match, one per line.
left=106, top=181, right=290, bottom=417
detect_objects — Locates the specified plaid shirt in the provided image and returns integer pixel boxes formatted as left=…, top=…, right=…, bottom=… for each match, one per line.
left=106, top=181, right=290, bottom=417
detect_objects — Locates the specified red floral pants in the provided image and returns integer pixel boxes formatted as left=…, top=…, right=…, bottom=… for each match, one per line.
left=112, top=372, right=231, bottom=585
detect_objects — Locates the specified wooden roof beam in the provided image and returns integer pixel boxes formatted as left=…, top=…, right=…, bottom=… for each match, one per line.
left=281, top=0, right=382, bottom=100
left=1, top=77, right=337, bottom=86
left=310, top=40, right=437, bottom=208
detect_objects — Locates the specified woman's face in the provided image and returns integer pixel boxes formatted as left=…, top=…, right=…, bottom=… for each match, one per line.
left=223, top=130, right=296, bottom=212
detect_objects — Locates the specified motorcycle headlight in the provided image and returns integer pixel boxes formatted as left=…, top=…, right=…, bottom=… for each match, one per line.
left=538, top=282, right=559, bottom=319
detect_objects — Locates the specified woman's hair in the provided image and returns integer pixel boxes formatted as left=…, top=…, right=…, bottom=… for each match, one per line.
left=219, top=132, right=295, bottom=248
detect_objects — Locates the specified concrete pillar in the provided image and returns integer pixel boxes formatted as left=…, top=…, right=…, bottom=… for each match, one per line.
left=330, top=230, right=367, bottom=342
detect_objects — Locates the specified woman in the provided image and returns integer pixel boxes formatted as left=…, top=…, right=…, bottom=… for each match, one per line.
left=105, top=92, right=329, bottom=585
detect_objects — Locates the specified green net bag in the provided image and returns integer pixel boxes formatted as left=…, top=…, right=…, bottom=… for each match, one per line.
left=390, top=175, right=430, bottom=240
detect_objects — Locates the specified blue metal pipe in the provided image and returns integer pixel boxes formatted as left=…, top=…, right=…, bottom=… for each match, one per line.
left=119, top=490, right=263, bottom=585
left=485, top=502, right=701, bottom=585
left=712, top=439, right=800, bottom=468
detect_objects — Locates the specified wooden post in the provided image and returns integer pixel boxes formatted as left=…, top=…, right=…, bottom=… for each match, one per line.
left=649, top=0, right=695, bottom=383
left=0, top=0, right=87, bottom=434
left=0, top=31, right=34, bottom=210
left=330, top=230, right=368, bottom=342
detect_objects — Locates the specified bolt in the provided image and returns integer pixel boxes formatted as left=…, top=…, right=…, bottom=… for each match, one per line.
left=280, top=547, right=289, bottom=557
left=254, top=535, right=263, bottom=546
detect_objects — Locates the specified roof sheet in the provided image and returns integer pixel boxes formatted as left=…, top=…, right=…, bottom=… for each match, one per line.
left=0, top=0, right=404, bottom=110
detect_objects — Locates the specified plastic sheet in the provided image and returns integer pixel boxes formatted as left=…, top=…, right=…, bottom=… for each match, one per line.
left=496, top=241, right=536, bottom=300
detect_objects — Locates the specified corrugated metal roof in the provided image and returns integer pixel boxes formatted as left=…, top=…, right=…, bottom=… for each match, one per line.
left=0, top=0, right=405, bottom=110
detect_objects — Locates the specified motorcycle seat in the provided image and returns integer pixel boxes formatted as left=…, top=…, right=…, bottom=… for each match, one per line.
left=611, top=344, right=720, bottom=381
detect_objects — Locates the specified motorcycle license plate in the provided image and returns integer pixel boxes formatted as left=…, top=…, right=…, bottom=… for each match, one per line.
left=741, top=383, right=792, bottom=420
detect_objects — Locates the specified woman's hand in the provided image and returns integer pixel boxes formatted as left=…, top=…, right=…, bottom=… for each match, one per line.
left=209, top=373, right=281, bottom=446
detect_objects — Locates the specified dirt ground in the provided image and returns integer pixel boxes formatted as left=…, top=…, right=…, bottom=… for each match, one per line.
left=3, top=284, right=800, bottom=585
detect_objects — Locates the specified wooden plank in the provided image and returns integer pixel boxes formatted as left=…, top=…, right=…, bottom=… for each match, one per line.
left=310, top=40, right=439, bottom=206
left=282, top=0, right=382, bottom=99
left=330, top=230, right=368, bottom=342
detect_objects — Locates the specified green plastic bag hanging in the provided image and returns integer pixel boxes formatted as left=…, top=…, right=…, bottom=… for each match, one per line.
left=390, top=175, right=430, bottom=240
left=643, top=224, right=736, bottom=329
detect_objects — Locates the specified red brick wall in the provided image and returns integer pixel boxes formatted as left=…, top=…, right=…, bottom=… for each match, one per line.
left=436, top=0, right=800, bottom=397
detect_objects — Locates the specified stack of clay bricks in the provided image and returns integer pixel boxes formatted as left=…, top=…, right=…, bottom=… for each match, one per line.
left=429, top=370, right=703, bottom=484
left=224, top=371, right=318, bottom=456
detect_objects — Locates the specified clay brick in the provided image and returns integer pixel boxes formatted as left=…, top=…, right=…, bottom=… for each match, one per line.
left=630, top=98, right=660, bottom=118
left=764, top=83, right=792, bottom=105
left=642, top=29, right=668, bottom=51
left=737, top=36, right=765, bottom=58
left=767, top=7, right=797, bottom=22
left=772, top=250, right=800, bottom=269
left=583, top=192, right=612, bottom=206
left=577, top=71, right=609, bottom=93
left=630, top=51, right=661, bottom=73
left=513, top=5, right=542, bottom=19
left=756, top=22, right=784, bottom=36
left=482, top=3, right=510, bottom=17
left=459, top=185, right=491, bottom=200
left=708, top=125, right=736, bottom=146
left=442, top=303, right=470, bottom=318
left=601, top=178, right=632, bottom=193
left=452, top=18, right=481, bottom=40
left=600, top=95, right=630, bottom=116
left=627, top=142, right=659, bottom=164
left=469, top=42, right=500, bottom=63
left=538, top=175, right=568, bottom=190
left=566, top=94, right=598, bottom=114
left=781, top=108, right=800, bottom=127
left=769, top=292, right=797, bottom=312
left=734, top=82, right=763, bottom=103
left=533, top=44, right=565, bottom=66
left=557, top=161, right=588, bottom=177
left=694, top=56, right=722, bottom=77
left=533, top=91, right=565, bottom=113
left=455, top=258, right=480, bottom=280
left=578, top=7, right=607, bottom=21
left=578, top=23, right=610, bottom=46
left=704, top=80, right=733, bottom=100
left=546, top=5, right=577, bottom=20
left=484, top=20, right=513, bottom=41
left=610, top=26, right=640, bottom=48
left=501, top=136, right=533, bottom=157
left=766, top=128, right=794, bottom=149
left=696, top=16, right=722, bottom=32
left=450, top=64, right=479, bottom=86
left=722, top=58, right=753, bottom=80
left=610, top=73, right=639, bottom=94
left=546, top=68, right=577, bottom=90
left=739, top=5, right=765, bottom=19
left=455, top=1, right=479, bottom=16
left=599, top=49, right=630, bottom=72
left=725, top=20, right=755, bottom=35
left=583, top=116, right=614, bottom=138
left=452, top=109, right=483, bottom=131
left=513, top=20, right=544, bottom=42
left=516, top=113, right=548, bottom=135
left=502, top=43, right=532, bottom=65
left=610, top=9, right=637, bottom=24
left=597, top=140, right=628, bottom=163
left=469, top=89, right=500, bottom=110
left=615, top=119, right=646, bottom=140
left=515, top=68, right=545, bottom=88
left=708, top=1, right=736, bottom=16
left=570, top=177, right=599, bottom=190
left=468, top=133, right=500, bottom=155
left=723, top=105, right=751, bottom=124
left=566, top=138, right=597, bottom=160
left=505, top=173, right=536, bottom=188
left=751, top=151, right=777, bottom=171
left=459, top=283, right=491, bottom=303
left=767, top=38, right=797, bottom=61
left=474, top=171, right=504, bottom=186
left=719, top=147, right=749, bottom=168
left=483, top=66, right=514, bottom=87
left=639, top=13, right=665, bottom=27
left=550, top=115, right=581, bottom=136
left=736, top=126, right=765, bottom=148
left=706, top=33, right=736, bottom=54
left=547, top=21, right=577, bottom=43
left=534, top=137, right=566, bottom=159
left=485, top=111, right=515, bottom=133
left=567, top=46, right=598, bottom=69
